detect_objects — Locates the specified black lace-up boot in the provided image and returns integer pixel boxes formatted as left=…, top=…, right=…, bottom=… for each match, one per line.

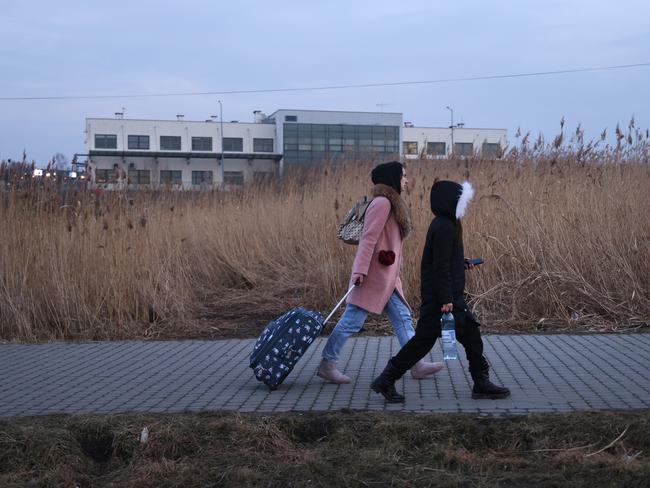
left=470, top=367, right=511, bottom=399
left=371, top=361, right=405, bottom=403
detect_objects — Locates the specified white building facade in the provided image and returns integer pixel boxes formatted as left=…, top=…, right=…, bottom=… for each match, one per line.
left=84, top=109, right=507, bottom=188
left=402, top=126, right=507, bottom=159
left=85, top=117, right=280, bottom=189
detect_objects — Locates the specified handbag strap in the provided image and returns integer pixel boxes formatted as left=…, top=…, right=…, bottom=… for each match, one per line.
left=355, top=197, right=372, bottom=220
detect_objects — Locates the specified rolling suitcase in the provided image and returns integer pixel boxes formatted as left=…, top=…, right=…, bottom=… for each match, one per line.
left=250, top=286, right=355, bottom=390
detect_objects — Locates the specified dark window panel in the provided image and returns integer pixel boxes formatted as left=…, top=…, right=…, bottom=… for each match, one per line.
left=427, top=142, right=447, bottom=156
left=95, top=168, right=115, bottom=182
left=403, top=141, right=418, bottom=155
left=95, top=134, right=117, bottom=149
left=253, top=138, right=273, bottom=152
left=224, top=171, right=244, bottom=185
left=128, top=169, right=150, bottom=184
left=482, top=142, right=502, bottom=157
left=454, top=142, right=473, bottom=156
left=223, top=137, right=243, bottom=151
left=128, top=135, right=150, bottom=150
left=192, top=137, right=213, bottom=151
left=283, top=123, right=298, bottom=134
left=160, top=170, right=182, bottom=184
left=160, top=136, right=181, bottom=151
left=191, top=170, right=213, bottom=185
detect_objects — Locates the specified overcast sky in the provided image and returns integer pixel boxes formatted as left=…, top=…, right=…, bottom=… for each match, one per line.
left=1, top=0, right=649, bottom=164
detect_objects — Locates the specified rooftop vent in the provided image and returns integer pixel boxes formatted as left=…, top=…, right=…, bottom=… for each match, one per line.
left=253, top=110, right=268, bottom=123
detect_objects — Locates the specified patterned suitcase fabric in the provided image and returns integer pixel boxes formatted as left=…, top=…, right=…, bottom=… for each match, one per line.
left=249, top=307, right=324, bottom=390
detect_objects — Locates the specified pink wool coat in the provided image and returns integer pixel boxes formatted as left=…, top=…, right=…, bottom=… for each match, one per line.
left=346, top=184, right=411, bottom=314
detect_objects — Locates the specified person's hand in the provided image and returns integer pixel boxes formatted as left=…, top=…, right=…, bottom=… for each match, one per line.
left=352, top=273, right=365, bottom=286
left=464, top=258, right=474, bottom=270
left=441, top=303, right=453, bottom=313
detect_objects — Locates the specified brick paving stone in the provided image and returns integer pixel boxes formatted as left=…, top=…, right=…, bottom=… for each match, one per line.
left=1, top=335, right=650, bottom=417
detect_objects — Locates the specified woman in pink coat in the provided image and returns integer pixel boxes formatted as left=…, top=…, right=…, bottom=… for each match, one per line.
left=317, top=161, right=444, bottom=384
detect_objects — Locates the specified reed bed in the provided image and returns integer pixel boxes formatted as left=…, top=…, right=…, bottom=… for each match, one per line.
left=1, top=141, right=649, bottom=342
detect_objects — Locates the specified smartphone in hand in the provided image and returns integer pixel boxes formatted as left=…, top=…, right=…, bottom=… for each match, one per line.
left=465, top=258, right=484, bottom=269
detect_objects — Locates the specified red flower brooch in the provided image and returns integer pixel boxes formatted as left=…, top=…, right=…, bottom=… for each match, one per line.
left=378, top=250, right=396, bottom=266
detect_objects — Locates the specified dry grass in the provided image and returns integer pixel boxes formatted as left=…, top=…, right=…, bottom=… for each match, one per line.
left=1, top=136, right=649, bottom=342
left=1, top=410, right=649, bottom=487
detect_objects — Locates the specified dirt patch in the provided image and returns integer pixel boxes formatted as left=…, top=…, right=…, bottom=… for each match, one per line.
left=74, top=423, right=115, bottom=464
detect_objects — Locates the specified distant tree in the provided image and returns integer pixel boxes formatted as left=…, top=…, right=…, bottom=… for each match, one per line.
left=53, top=153, right=69, bottom=171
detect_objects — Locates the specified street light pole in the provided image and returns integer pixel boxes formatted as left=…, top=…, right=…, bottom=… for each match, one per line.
left=218, top=100, right=225, bottom=186
left=446, top=106, right=454, bottom=157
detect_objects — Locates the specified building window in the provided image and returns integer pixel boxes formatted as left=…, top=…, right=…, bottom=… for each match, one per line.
left=128, top=135, right=149, bottom=150
left=426, top=142, right=447, bottom=156
left=253, top=138, right=274, bottom=152
left=95, top=168, right=114, bottom=182
left=454, top=142, right=474, bottom=156
left=253, top=171, right=273, bottom=184
left=482, top=142, right=502, bottom=157
left=223, top=137, right=243, bottom=151
left=285, top=115, right=298, bottom=122
left=403, top=141, right=418, bottom=155
left=95, top=134, right=117, bottom=149
left=282, top=123, right=400, bottom=165
left=223, top=171, right=244, bottom=185
left=191, top=170, right=213, bottom=185
left=192, top=137, right=212, bottom=151
left=128, top=169, right=150, bottom=185
left=160, top=136, right=181, bottom=151
left=160, top=170, right=182, bottom=184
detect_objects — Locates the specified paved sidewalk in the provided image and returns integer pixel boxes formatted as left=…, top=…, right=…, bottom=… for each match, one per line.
left=1, top=334, right=649, bottom=417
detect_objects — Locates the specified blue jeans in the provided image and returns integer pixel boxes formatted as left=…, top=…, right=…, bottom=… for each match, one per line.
left=321, top=290, right=415, bottom=362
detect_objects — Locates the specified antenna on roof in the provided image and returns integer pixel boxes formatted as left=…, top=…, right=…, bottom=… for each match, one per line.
left=376, top=102, right=391, bottom=113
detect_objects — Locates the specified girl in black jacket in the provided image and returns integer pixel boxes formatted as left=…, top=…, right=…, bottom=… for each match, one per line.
left=371, top=180, right=510, bottom=403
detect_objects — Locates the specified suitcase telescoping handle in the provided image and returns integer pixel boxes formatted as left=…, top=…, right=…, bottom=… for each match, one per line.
left=323, top=285, right=356, bottom=325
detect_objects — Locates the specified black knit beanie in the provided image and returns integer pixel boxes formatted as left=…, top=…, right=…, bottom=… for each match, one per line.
left=371, top=161, right=403, bottom=194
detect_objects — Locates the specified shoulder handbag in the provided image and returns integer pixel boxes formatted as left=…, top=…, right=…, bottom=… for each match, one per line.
left=336, top=196, right=372, bottom=245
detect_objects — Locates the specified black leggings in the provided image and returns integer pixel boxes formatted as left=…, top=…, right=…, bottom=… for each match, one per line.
left=390, top=312, right=488, bottom=376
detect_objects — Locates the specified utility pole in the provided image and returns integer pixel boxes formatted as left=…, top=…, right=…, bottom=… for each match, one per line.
left=218, top=100, right=225, bottom=186
left=446, top=106, right=455, bottom=157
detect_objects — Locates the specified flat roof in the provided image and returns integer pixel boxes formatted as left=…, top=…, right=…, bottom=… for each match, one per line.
left=86, top=117, right=264, bottom=126
left=268, top=108, right=402, bottom=117
left=404, top=126, right=507, bottom=131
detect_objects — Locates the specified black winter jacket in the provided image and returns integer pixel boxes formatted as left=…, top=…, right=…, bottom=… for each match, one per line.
left=419, top=181, right=477, bottom=325
left=420, top=217, right=466, bottom=315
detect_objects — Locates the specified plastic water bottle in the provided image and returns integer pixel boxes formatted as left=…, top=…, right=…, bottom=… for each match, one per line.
left=140, top=427, right=149, bottom=444
left=440, top=312, right=458, bottom=360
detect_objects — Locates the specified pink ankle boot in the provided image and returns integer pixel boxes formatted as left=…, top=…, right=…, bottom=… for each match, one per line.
left=316, top=358, right=351, bottom=384
left=410, top=360, right=445, bottom=379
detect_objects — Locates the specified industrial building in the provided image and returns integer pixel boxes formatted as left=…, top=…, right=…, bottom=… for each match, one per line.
left=84, top=109, right=506, bottom=188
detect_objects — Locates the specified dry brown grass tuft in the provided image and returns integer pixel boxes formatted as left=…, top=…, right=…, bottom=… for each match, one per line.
left=1, top=146, right=649, bottom=342
left=1, top=411, right=649, bottom=487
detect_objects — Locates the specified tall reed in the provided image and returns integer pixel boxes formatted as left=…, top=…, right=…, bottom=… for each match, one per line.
left=1, top=144, right=648, bottom=342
